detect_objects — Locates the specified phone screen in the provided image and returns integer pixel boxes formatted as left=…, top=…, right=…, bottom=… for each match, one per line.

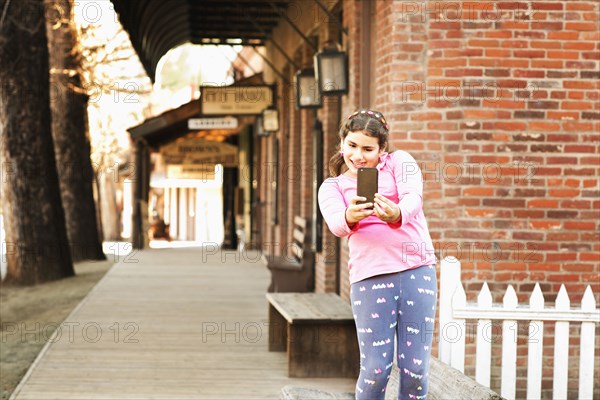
left=357, top=167, right=378, bottom=208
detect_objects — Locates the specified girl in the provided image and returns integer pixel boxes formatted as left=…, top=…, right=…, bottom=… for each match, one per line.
left=318, top=109, right=437, bottom=400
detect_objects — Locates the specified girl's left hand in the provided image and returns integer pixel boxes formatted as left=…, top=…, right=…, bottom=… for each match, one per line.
left=373, top=193, right=401, bottom=223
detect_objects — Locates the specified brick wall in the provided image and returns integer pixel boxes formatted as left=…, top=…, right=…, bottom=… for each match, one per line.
left=338, top=0, right=599, bottom=398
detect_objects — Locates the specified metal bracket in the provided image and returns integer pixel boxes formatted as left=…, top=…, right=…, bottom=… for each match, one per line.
left=268, top=1, right=318, bottom=52
left=250, top=47, right=290, bottom=84
left=313, top=0, right=349, bottom=36
left=243, top=12, right=301, bottom=71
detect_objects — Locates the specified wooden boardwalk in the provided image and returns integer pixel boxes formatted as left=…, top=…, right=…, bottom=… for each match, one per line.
left=10, top=248, right=355, bottom=399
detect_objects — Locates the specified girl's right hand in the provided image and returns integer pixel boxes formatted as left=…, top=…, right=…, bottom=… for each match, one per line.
left=345, top=196, right=374, bottom=227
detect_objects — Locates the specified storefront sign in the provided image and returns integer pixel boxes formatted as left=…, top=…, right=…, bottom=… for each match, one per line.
left=187, top=117, right=238, bottom=130
left=200, top=85, right=274, bottom=115
left=161, top=137, right=238, bottom=167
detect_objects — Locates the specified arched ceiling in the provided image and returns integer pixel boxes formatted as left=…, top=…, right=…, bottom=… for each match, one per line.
left=110, top=0, right=288, bottom=81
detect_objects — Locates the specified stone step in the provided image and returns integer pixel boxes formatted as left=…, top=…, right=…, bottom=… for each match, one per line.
left=281, top=357, right=504, bottom=400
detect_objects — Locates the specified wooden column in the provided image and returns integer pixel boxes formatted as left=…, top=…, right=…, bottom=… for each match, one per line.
left=131, top=140, right=150, bottom=249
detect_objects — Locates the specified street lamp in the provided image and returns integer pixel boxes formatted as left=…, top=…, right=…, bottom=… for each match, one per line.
left=314, top=41, right=349, bottom=96
left=295, top=68, right=322, bottom=109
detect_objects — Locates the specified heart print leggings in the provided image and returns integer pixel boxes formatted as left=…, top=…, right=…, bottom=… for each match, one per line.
left=350, top=265, right=437, bottom=400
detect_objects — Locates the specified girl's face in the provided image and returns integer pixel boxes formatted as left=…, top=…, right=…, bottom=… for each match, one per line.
left=341, top=130, right=385, bottom=178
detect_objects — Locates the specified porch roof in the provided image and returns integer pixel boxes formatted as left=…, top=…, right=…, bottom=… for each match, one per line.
left=110, top=0, right=289, bottom=81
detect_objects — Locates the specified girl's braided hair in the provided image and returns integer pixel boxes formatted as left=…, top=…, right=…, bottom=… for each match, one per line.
left=328, top=109, right=390, bottom=177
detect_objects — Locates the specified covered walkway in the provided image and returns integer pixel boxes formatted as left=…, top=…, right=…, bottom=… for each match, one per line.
left=10, top=248, right=354, bottom=399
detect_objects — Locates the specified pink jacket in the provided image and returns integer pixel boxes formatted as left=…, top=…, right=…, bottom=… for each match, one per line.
left=318, top=150, right=436, bottom=284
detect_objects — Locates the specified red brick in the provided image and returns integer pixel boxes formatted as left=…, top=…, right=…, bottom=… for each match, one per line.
left=429, top=59, right=466, bottom=67
left=499, top=59, right=529, bottom=68
left=564, top=179, right=581, bottom=188
left=562, top=264, right=595, bottom=272
left=581, top=157, right=600, bottom=165
left=547, top=157, right=578, bottom=165
left=547, top=111, right=578, bottom=120
left=564, top=221, right=596, bottom=230
left=564, top=80, right=599, bottom=90
left=532, top=2, right=563, bottom=11
left=486, top=31, right=513, bottom=39
left=495, top=262, right=528, bottom=271
left=486, top=48, right=512, bottom=58
left=546, top=272, right=580, bottom=281
left=547, top=134, right=578, bottom=142
left=566, top=61, right=598, bottom=69
left=549, top=189, right=581, bottom=197
left=532, top=60, right=563, bottom=68
left=411, top=112, right=442, bottom=121
left=532, top=22, right=564, bottom=31
left=513, top=231, right=545, bottom=240
left=464, top=187, right=495, bottom=196
left=483, top=99, right=526, bottom=109
left=445, top=68, right=484, bottom=77
left=529, top=263, right=561, bottom=272
left=469, top=39, right=501, bottom=47
left=580, top=31, right=600, bottom=41
left=527, top=199, right=559, bottom=208
left=582, top=52, right=600, bottom=60
left=529, top=220, right=562, bottom=229
left=528, top=121, right=561, bottom=131
left=566, top=3, right=597, bottom=11
left=567, top=91, right=585, bottom=100
left=580, top=253, right=600, bottom=262
left=429, top=40, right=461, bottom=49
left=564, top=145, right=598, bottom=153
left=547, top=232, right=579, bottom=241
left=563, top=122, right=594, bottom=131
left=561, top=200, right=592, bottom=209
left=514, top=50, right=546, bottom=58
left=464, top=109, right=498, bottom=119
left=564, top=168, right=597, bottom=176
left=562, top=101, right=594, bottom=110
left=494, top=121, right=527, bottom=130
left=566, top=22, right=598, bottom=31
left=564, top=42, right=597, bottom=51
left=501, top=21, right=532, bottom=30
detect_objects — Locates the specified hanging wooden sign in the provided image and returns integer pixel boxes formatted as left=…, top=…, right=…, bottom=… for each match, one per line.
left=200, top=85, right=275, bottom=115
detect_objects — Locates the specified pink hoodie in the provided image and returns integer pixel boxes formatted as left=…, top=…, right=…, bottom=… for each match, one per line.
left=318, top=150, right=436, bottom=284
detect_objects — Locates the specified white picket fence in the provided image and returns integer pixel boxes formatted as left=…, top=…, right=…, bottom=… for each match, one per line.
left=438, top=256, right=599, bottom=400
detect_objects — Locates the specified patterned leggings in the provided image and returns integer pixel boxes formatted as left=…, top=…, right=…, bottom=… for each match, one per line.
left=350, top=265, right=437, bottom=400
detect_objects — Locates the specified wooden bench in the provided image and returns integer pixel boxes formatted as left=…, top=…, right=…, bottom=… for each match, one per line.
left=266, top=292, right=359, bottom=378
left=263, top=216, right=314, bottom=293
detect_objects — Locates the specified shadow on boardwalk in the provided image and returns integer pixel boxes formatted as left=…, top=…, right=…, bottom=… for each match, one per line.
left=10, top=247, right=355, bottom=399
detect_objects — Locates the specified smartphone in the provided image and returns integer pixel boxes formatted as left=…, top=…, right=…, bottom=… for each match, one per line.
left=357, top=167, right=378, bottom=208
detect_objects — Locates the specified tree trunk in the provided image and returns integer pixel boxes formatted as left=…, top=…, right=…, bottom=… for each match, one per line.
left=0, top=0, right=74, bottom=285
left=45, top=0, right=104, bottom=261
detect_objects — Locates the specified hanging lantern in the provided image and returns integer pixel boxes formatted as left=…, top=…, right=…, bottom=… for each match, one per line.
left=261, top=107, right=279, bottom=134
left=314, top=41, right=349, bottom=96
left=295, top=68, right=322, bottom=109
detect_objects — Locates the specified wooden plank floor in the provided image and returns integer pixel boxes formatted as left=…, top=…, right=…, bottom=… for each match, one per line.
left=10, top=248, right=356, bottom=399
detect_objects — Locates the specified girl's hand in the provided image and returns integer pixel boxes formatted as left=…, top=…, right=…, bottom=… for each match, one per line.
left=345, top=196, right=374, bottom=227
left=374, top=193, right=402, bottom=223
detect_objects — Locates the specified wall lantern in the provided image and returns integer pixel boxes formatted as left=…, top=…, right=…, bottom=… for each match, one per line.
left=255, top=116, right=268, bottom=137
left=314, top=41, right=349, bottom=96
left=295, top=68, right=322, bottom=109
left=261, top=107, right=279, bottom=134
